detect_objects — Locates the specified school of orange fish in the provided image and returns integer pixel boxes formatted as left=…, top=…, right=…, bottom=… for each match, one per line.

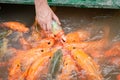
left=0, top=21, right=120, bottom=80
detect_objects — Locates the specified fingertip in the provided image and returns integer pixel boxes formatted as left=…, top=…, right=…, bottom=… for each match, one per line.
left=53, top=14, right=61, bottom=25
left=56, top=18, right=61, bottom=26
left=58, top=21, right=61, bottom=25
left=56, top=18, right=61, bottom=25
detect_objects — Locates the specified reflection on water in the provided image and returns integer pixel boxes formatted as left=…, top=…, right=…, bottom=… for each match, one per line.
left=0, top=4, right=120, bottom=80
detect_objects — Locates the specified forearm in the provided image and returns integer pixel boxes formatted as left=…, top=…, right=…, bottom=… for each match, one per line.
left=35, top=0, right=50, bottom=18
left=35, top=0, right=48, bottom=7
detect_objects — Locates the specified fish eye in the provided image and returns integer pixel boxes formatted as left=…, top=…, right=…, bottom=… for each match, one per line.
left=48, top=42, right=51, bottom=45
left=54, top=35, right=56, bottom=37
left=49, top=57, right=51, bottom=59
left=76, top=56, right=78, bottom=59
left=17, top=64, right=20, bottom=67
left=73, top=47, right=76, bottom=49
left=41, top=49, right=44, bottom=52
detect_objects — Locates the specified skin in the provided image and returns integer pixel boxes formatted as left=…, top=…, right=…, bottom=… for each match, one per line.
left=34, top=0, right=61, bottom=32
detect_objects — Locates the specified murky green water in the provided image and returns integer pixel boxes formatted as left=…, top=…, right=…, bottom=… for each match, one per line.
left=0, top=4, right=120, bottom=80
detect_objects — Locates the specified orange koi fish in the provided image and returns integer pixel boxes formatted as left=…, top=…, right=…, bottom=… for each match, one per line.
left=108, top=57, right=120, bottom=67
left=117, top=74, right=120, bottom=80
left=105, top=42, right=120, bottom=57
left=71, top=49, right=103, bottom=80
left=1, top=21, right=29, bottom=32
left=57, top=54, right=80, bottom=80
left=26, top=52, right=54, bottom=80
left=65, top=26, right=110, bottom=58
left=65, top=29, right=90, bottom=43
left=32, top=38, right=55, bottom=48
left=8, top=47, right=51, bottom=80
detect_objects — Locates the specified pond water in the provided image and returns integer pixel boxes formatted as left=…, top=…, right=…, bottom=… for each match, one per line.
left=0, top=4, right=120, bottom=80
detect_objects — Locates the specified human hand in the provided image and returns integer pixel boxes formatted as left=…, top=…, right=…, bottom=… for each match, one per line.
left=35, top=0, right=61, bottom=32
